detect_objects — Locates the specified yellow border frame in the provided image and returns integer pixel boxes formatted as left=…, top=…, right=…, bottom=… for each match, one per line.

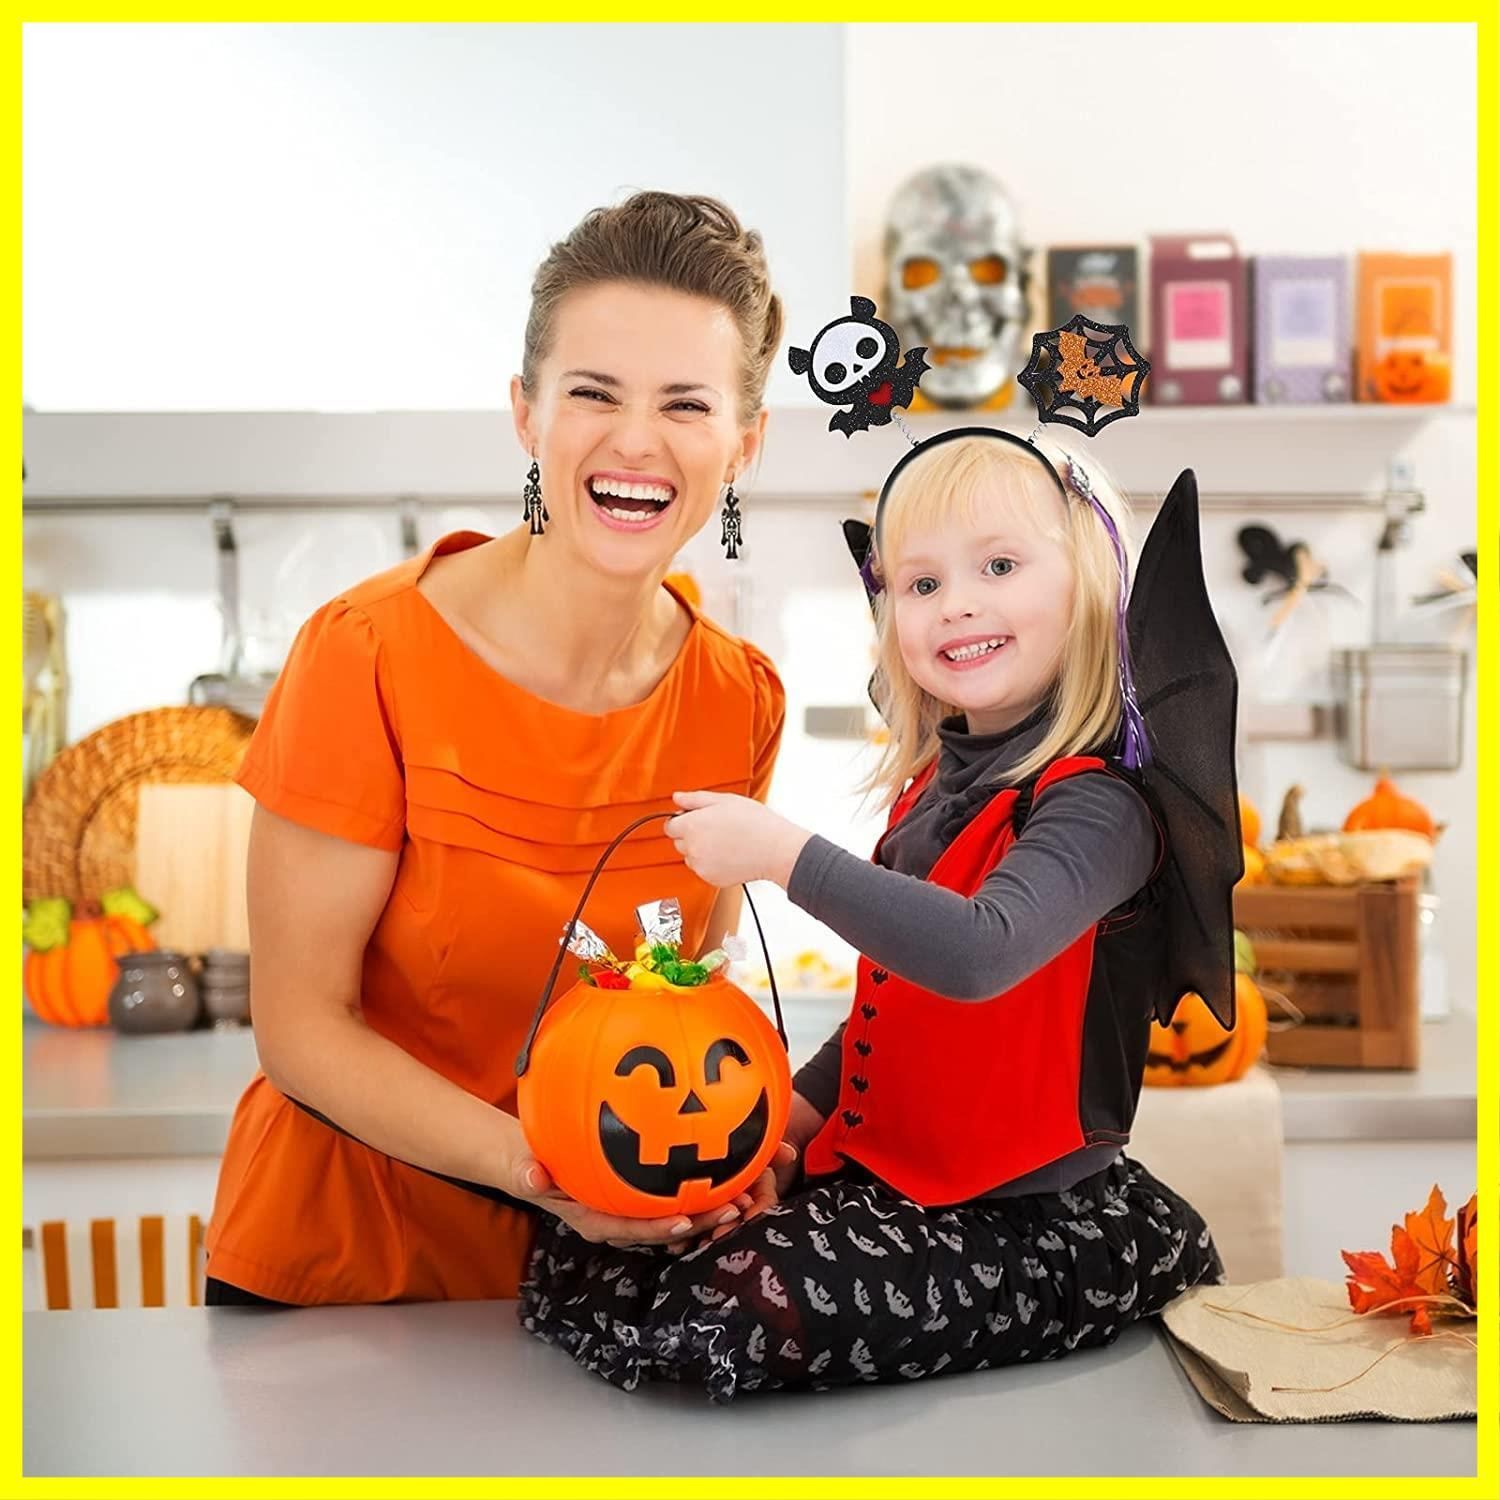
left=8, top=12, right=1494, bottom=1499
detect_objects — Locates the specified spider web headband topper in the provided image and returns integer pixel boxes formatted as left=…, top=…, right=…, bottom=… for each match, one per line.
left=1016, top=314, right=1150, bottom=436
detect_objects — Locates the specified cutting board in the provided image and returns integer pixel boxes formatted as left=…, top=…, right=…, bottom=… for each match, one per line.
left=134, top=783, right=255, bottom=954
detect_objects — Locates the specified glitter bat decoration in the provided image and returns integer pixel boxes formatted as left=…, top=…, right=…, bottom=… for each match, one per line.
left=787, top=296, right=930, bottom=436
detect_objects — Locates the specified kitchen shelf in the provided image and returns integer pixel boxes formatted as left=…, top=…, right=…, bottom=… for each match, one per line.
left=21, top=402, right=1474, bottom=509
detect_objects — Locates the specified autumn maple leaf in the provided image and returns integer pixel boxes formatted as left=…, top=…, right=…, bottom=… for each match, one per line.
left=1454, top=1193, right=1479, bottom=1311
left=1342, top=1185, right=1460, bottom=1336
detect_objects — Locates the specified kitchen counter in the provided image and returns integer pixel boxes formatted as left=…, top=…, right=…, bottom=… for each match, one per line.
left=23, top=1302, right=1474, bottom=1478
left=22, top=1013, right=1477, bottom=1161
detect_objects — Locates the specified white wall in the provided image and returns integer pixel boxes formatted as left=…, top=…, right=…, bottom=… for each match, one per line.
left=22, top=22, right=845, bottom=411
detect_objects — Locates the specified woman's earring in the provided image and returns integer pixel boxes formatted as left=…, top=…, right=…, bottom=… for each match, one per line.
left=720, top=483, right=742, bottom=560
left=522, top=459, right=548, bottom=536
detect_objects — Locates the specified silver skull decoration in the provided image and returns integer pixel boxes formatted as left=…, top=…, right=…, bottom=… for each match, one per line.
left=884, top=164, right=1030, bottom=409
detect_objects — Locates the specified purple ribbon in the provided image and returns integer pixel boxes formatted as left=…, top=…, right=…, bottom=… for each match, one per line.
left=1064, top=458, right=1151, bottom=770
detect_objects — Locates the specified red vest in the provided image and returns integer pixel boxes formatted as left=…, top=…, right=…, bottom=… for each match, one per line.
left=804, top=754, right=1148, bottom=1207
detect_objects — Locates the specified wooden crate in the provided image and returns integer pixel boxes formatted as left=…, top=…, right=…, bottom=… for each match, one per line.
left=1232, top=876, right=1420, bottom=1070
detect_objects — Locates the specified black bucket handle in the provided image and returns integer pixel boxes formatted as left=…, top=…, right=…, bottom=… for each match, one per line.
left=514, top=809, right=786, bottom=1077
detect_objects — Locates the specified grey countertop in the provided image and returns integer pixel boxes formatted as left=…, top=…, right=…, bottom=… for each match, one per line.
left=23, top=1012, right=1476, bottom=1161
left=23, top=1302, right=1474, bottom=1478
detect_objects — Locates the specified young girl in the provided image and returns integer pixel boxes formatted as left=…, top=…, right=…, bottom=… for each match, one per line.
left=518, top=428, right=1228, bottom=1400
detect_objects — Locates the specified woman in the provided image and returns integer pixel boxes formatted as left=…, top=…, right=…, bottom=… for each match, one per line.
left=204, top=192, right=788, bottom=1306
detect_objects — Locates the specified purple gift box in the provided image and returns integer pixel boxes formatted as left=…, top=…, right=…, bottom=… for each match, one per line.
left=1251, top=256, right=1351, bottom=404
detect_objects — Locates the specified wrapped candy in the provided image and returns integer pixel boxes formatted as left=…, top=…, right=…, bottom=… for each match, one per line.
left=697, top=948, right=731, bottom=976
left=634, top=897, right=683, bottom=951
left=560, top=918, right=617, bottom=966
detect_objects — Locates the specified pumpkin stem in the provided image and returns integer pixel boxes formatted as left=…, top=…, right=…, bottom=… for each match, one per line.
left=1276, top=784, right=1305, bottom=842
left=102, top=885, right=161, bottom=925
left=21, top=896, right=72, bottom=953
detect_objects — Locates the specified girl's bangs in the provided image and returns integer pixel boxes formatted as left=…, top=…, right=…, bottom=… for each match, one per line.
left=876, top=438, right=1066, bottom=577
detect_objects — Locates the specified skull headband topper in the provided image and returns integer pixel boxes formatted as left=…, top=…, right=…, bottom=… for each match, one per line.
left=788, top=296, right=930, bottom=436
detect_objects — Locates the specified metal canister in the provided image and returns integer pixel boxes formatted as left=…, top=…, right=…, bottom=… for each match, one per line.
left=1333, top=645, right=1466, bottom=771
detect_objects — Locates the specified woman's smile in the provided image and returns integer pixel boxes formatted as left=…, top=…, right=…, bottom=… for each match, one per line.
left=585, top=469, right=680, bottom=532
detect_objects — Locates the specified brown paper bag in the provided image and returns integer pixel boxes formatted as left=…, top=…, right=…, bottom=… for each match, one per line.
left=1162, top=1277, right=1475, bottom=1423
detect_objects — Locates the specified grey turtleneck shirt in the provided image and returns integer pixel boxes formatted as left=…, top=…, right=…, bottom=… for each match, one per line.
left=786, top=705, right=1158, bottom=1199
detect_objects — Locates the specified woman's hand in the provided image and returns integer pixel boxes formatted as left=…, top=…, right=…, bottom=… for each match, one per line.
left=510, top=1153, right=742, bottom=1249
left=692, top=1091, right=828, bottom=1250
left=666, top=790, right=811, bottom=889
left=712, top=1094, right=827, bottom=1236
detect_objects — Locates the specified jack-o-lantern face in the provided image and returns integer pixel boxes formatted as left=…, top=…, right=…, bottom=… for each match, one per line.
left=599, top=1038, right=770, bottom=1196
left=517, top=975, right=792, bottom=1218
left=1371, top=350, right=1450, bottom=404
left=1143, top=975, right=1267, bottom=1088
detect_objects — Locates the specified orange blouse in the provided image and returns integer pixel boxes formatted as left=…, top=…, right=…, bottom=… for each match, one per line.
left=205, top=532, right=786, bottom=1305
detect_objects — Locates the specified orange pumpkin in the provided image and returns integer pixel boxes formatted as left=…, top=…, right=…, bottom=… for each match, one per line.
left=1343, top=774, right=1435, bottom=839
left=1143, top=974, right=1267, bottom=1088
left=1371, top=350, right=1450, bottom=404
left=24, top=910, right=157, bottom=1027
left=1237, top=843, right=1266, bottom=887
left=517, top=973, right=792, bottom=1218
left=1238, top=793, right=1261, bottom=849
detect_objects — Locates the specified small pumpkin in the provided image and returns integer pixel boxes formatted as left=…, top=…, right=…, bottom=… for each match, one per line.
left=1238, top=793, right=1261, bottom=849
left=1343, top=774, right=1435, bottom=839
left=517, top=972, right=792, bottom=1218
left=1237, top=843, right=1267, bottom=887
left=1371, top=349, right=1450, bottom=404
left=1144, top=973, right=1267, bottom=1088
left=23, top=889, right=159, bottom=1028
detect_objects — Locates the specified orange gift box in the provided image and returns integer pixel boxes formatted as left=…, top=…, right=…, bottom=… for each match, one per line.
left=1356, top=252, right=1452, bottom=403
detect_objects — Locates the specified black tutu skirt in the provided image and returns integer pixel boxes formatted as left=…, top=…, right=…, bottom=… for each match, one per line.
left=519, top=1152, right=1224, bottom=1402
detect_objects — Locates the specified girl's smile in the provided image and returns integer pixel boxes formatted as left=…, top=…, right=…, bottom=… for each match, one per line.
left=936, top=632, right=1011, bottom=669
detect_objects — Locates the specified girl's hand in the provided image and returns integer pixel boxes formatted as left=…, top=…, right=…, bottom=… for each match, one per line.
left=666, top=791, right=811, bottom=889
left=512, top=1155, right=741, bottom=1249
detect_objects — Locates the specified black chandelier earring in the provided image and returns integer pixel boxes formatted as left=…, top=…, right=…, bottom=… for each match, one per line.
left=522, top=458, right=548, bottom=536
left=720, top=482, right=743, bottom=560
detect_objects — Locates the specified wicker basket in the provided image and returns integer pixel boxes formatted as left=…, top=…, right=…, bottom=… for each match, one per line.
left=22, top=707, right=256, bottom=905
left=1232, top=877, right=1421, bottom=1070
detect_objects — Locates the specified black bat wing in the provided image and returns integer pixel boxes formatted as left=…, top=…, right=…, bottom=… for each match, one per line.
left=894, top=347, right=930, bottom=403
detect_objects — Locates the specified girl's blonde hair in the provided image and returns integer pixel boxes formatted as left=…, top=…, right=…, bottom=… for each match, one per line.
left=863, top=432, right=1133, bottom=805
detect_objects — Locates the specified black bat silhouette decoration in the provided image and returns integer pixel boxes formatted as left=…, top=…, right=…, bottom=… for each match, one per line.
left=1236, top=523, right=1355, bottom=605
